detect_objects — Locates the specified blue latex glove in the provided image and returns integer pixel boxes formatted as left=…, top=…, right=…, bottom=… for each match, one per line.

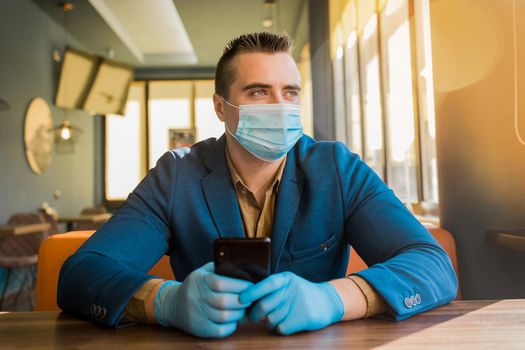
left=239, top=271, right=344, bottom=335
left=154, top=262, right=252, bottom=338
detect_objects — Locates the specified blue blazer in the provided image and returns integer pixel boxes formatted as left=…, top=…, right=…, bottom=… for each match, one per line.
left=58, top=135, right=457, bottom=326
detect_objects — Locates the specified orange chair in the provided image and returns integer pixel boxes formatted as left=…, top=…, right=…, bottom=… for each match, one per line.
left=35, top=231, right=173, bottom=311
left=346, top=227, right=461, bottom=299
left=36, top=227, right=461, bottom=311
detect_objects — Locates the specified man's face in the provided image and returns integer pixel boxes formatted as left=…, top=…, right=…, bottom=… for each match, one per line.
left=214, top=52, right=302, bottom=134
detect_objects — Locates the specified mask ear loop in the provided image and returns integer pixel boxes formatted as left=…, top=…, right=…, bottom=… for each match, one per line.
left=220, top=96, right=240, bottom=139
left=224, top=121, right=237, bottom=139
left=221, top=96, right=240, bottom=110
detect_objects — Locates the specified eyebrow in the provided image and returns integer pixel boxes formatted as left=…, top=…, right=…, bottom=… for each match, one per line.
left=242, top=83, right=302, bottom=91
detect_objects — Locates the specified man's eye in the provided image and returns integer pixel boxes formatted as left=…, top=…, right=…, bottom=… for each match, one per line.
left=251, top=90, right=267, bottom=97
left=286, top=90, right=300, bottom=97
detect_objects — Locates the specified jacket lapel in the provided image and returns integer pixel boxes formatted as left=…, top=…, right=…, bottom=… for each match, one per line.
left=271, top=149, right=304, bottom=272
left=201, top=135, right=245, bottom=238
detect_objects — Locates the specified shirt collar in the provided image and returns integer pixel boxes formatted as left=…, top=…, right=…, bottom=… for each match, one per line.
left=225, top=146, right=286, bottom=194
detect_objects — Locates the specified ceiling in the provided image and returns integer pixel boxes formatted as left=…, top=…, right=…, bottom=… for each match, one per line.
left=32, top=0, right=308, bottom=68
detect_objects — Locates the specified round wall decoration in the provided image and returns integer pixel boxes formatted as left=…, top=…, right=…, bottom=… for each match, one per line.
left=24, top=97, right=54, bottom=175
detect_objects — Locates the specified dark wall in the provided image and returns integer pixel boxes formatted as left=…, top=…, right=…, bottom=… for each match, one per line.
left=0, top=0, right=96, bottom=223
left=431, top=0, right=525, bottom=299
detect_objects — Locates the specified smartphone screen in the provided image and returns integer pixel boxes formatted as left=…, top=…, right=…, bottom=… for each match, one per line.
left=214, top=238, right=271, bottom=283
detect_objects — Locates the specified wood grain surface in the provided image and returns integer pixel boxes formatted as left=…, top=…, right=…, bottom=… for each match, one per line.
left=1, top=300, right=524, bottom=349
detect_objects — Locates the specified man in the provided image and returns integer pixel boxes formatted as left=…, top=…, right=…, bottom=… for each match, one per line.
left=58, top=32, right=457, bottom=338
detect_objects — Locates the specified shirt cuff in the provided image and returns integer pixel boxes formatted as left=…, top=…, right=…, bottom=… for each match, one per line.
left=124, top=278, right=165, bottom=324
left=347, top=274, right=388, bottom=318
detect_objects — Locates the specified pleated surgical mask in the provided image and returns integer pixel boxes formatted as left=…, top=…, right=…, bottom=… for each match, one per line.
left=221, top=97, right=303, bottom=161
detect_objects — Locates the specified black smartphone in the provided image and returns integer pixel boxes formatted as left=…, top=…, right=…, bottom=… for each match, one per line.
left=214, top=237, right=271, bottom=283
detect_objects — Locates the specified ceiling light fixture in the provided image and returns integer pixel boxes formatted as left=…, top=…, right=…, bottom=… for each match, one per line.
left=262, top=17, right=273, bottom=28
left=52, top=120, right=82, bottom=153
left=261, top=0, right=277, bottom=31
left=52, top=1, right=82, bottom=153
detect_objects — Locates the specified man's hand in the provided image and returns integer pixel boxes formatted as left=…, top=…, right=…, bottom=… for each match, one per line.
left=154, top=262, right=252, bottom=338
left=239, top=271, right=344, bottom=335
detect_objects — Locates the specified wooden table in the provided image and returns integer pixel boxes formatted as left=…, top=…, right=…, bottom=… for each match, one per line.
left=57, top=213, right=112, bottom=231
left=0, top=222, right=51, bottom=237
left=1, top=300, right=524, bottom=349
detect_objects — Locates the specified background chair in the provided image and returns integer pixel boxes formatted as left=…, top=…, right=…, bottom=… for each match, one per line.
left=38, top=208, right=60, bottom=235
left=74, top=206, right=108, bottom=231
left=35, top=231, right=174, bottom=311
left=0, top=212, right=50, bottom=310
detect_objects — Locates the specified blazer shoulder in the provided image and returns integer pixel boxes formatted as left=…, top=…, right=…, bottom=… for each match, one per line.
left=295, top=136, right=359, bottom=163
left=156, top=137, right=217, bottom=169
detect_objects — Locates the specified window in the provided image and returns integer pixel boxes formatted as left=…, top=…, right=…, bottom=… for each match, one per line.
left=413, top=0, right=439, bottom=203
left=380, top=0, right=419, bottom=202
left=148, top=81, right=193, bottom=169
left=333, top=27, right=347, bottom=143
left=330, top=0, right=439, bottom=215
left=360, top=13, right=385, bottom=179
left=105, top=79, right=223, bottom=203
left=344, top=31, right=363, bottom=157
left=194, top=81, right=224, bottom=141
left=105, top=82, right=146, bottom=201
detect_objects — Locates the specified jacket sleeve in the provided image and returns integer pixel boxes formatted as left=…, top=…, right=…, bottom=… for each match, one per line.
left=333, top=142, right=458, bottom=321
left=57, top=152, right=178, bottom=327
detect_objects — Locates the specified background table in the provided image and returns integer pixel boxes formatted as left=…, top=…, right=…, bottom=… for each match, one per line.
left=1, top=300, right=524, bottom=349
left=57, top=213, right=112, bottom=231
left=0, top=222, right=51, bottom=237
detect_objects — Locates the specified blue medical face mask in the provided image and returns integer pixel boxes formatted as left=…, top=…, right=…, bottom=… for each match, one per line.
left=221, top=97, right=303, bottom=162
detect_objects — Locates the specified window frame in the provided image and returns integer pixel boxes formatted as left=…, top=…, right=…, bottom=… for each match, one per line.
left=103, top=79, right=214, bottom=208
left=334, top=0, right=439, bottom=215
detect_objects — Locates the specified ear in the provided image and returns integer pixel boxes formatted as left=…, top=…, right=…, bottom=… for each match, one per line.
left=213, top=94, right=225, bottom=122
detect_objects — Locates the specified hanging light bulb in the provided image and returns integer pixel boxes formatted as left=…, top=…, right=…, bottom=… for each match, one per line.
left=262, top=17, right=273, bottom=28
left=261, top=0, right=276, bottom=30
left=52, top=119, right=82, bottom=153
left=51, top=1, right=81, bottom=154
left=60, top=122, right=72, bottom=140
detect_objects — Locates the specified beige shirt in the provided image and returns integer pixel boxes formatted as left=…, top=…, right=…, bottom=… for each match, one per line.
left=225, top=148, right=285, bottom=238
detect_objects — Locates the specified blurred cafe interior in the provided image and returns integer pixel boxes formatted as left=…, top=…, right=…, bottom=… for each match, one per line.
left=0, top=0, right=525, bottom=346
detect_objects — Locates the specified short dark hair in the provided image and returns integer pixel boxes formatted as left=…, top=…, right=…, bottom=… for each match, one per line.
left=215, top=32, right=293, bottom=98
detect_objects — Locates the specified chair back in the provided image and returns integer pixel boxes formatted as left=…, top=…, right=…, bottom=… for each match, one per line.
left=38, top=208, right=60, bottom=235
left=80, top=206, right=107, bottom=215
left=0, top=213, right=48, bottom=268
left=346, top=226, right=461, bottom=299
left=75, top=206, right=109, bottom=231
left=35, top=231, right=174, bottom=311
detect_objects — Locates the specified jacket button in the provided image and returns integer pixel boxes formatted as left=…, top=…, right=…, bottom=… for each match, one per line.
left=410, top=295, right=417, bottom=306
left=95, top=305, right=102, bottom=317
left=415, top=293, right=422, bottom=304
left=90, top=304, right=96, bottom=316
left=100, top=307, right=107, bottom=319
left=404, top=297, right=413, bottom=308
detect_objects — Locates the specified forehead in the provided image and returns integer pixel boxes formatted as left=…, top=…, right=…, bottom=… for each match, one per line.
left=231, top=52, right=301, bottom=87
